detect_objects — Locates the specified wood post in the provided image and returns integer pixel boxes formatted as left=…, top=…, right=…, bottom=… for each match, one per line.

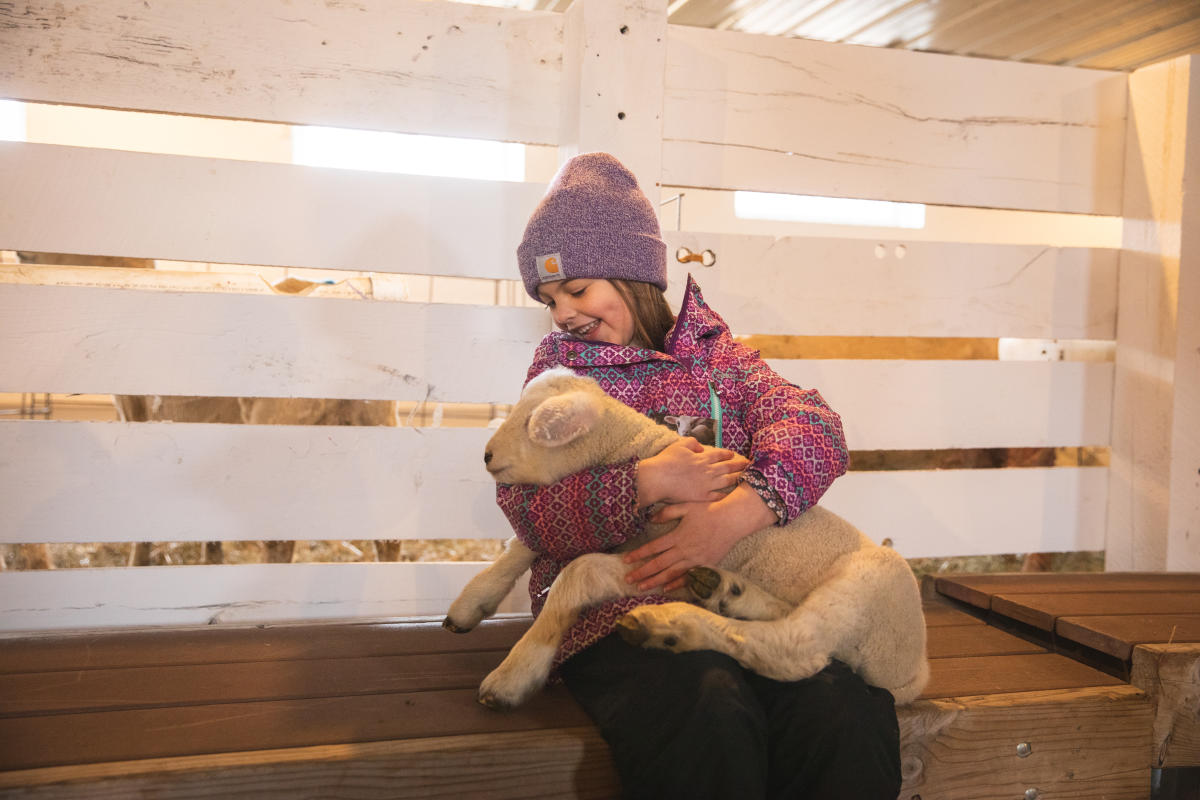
left=1107, top=54, right=1200, bottom=570
left=557, top=0, right=667, bottom=202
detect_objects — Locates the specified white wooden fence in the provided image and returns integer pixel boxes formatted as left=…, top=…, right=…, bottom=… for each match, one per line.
left=0, top=0, right=1196, bottom=632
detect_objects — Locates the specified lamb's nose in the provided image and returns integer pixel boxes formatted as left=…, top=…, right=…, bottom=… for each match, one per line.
left=483, top=451, right=493, bottom=465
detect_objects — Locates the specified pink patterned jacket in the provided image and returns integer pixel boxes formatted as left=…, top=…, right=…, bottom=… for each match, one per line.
left=497, top=275, right=849, bottom=668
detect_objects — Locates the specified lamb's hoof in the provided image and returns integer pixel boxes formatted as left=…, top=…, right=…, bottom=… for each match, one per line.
left=477, top=690, right=514, bottom=711
left=686, top=566, right=721, bottom=600
left=442, top=617, right=473, bottom=634
left=616, top=614, right=650, bottom=646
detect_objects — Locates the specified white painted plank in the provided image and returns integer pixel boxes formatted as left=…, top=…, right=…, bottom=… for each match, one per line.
left=769, top=360, right=1114, bottom=450
left=0, top=563, right=531, bottom=632
left=0, top=466, right=1106, bottom=631
left=0, top=422, right=505, bottom=545
left=2, top=420, right=1107, bottom=558
left=821, top=467, right=1109, bottom=559
left=0, top=142, right=546, bottom=277
left=1167, top=57, right=1200, bottom=571
left=0, top=283, right=547, bottom=401
left=664, top=25, right=1127, bottom=214
left=664, top=233, right=1119, bottom=339
left=0, top=0, right=562, bottom=144
left=1107, top=55, right=1199, bottom=571
left=558, top=0, right=667, bottom=202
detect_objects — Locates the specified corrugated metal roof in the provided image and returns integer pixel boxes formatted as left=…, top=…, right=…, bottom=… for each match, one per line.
left=514, top=0, right=1200, bottom=71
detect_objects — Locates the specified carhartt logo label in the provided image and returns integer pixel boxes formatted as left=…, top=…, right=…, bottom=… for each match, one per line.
left=536, top=253, right=565, bottom=282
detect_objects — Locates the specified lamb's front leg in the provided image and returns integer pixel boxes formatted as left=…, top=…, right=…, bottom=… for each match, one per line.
left=444, top=536, right=536, bottom=633
left=478, top=552, right=635, bottom=709
left=617, top=603, right=834, bottom=683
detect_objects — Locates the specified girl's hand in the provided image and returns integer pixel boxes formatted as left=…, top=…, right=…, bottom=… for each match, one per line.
left=623, top=484, right=778, bottom=591
left=636, top=439, right=748, bottom=508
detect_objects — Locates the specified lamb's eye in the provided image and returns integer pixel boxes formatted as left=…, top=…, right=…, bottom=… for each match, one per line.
left=730, top=585, right=742, bottom=597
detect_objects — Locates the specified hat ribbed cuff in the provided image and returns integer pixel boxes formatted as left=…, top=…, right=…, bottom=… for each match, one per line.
left=519, top=229, right=667, bottom=301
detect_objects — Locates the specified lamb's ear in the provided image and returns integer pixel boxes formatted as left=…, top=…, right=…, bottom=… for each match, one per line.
left=528, top=391, right=601, bottom=447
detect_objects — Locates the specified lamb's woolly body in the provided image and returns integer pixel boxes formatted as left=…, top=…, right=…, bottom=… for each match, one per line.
left=447, top=369, right=929, bottom=708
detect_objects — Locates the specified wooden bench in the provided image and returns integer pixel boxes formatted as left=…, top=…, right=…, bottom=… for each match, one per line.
left=935, top=571, right=1200, bottom=773
left=0, top=588, right=1160, bottom=799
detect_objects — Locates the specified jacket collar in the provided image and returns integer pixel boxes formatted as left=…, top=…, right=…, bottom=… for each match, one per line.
left=550, top=274, right=728, bottom=368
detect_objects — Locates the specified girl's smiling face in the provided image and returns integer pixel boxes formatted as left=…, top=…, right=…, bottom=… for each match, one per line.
left=537, top=278, right=635, bottom=347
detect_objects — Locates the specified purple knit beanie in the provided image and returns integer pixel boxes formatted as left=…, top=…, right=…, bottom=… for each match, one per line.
left=518, top=152, right=667, bottom=301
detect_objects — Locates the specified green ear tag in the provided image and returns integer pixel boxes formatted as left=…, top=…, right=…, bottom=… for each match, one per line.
left=709, top=382, right=723, bottom=449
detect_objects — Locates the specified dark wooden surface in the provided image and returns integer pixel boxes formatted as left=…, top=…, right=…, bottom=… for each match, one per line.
left=935, top=572, right=1200, bottom=665
left=0, top=600, right=1127, bottom=775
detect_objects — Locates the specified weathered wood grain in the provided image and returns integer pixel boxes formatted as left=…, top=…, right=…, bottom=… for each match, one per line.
left=0, top=563, right=533, bottom=631
left=1131, top=643, right=1200, bottom=768
left=663, top=234, right=1119, bottom=340
left=0, top=142, right=548, bottom=277
left=0, top=617, right=532, bottom=674
left=0, top=0, right=563, bottom=144
left=899, top=686, right=1152, bottom=800
left=0, top=420, right=1107, bottom=559
left=992, top=591, right=1200, bottom=632
left=1058, top=614, right=1200, bottom=661
left=0, top=282, right=547, bottom=401
left=769, top=359, right=1114, bottom=450
left=663, top=25, right=1127, bottom=213
left=0, top=728, right=621, bottom=799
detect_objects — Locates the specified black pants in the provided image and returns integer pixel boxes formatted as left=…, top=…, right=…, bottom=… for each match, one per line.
left=560, top=633, right=901, bottom=800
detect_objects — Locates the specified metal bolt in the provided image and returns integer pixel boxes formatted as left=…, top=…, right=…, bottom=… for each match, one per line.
left=1017, top=742, right=1032, bottom=758
left=1024, top=789, right=1039, bottom=800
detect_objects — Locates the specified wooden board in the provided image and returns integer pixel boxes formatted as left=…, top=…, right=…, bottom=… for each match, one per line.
left=0, top=564, right=532, bottom=631
left=1057, top=614, right=1200, bottom=661
left=663, top=25, right=1127, bottom=214
left=1131, top=643, right=1200, bottom=768
left=0, top=1, right=563, bottom=145
left=936, top=572, right=1200, bottom=610
left=821, top=467, right=1109, bottom=559
left=921, top=652, right=1122, bottom=699
left=0, top=728, right=621, bottom=799
left=0, top=617, right=532, bottom=674
left=0, top=610, right=1153, bottom=798
left=768, top=359, right=1114, bottom=450
left=0, top=419, right=1108, bottom=559
left=0, top=282, right=547, bottom=401
left=664, top=234, right=1119, bottom=340
left=0, top=650, right=510, bottom=717
left=0, top=142, right=547, bottom=277
left=925, top=626, right=1046, bottom=660
left=921, top=601, right=985, bottom=628
left=1107, top=55, right=1200, bottom=572
left=899, top=686, right=1151, bottom=800
left=0, top=684, right=592, bottom=772
left=992, top=591, right=1200, bottom=632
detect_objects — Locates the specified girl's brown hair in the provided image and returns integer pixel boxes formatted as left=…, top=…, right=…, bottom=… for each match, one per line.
left=610, top=279, right=676, bottom=352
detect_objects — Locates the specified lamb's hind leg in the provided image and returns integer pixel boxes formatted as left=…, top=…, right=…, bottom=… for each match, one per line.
left=478, top=552, right=636, bottom=709
left=444, top=536, right=536, bottom=633
left=686, top=566, right=792, bottom=621
left=618, top=598, right=841, bottom=684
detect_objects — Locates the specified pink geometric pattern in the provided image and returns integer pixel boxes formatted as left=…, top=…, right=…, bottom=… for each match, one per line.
left=496, top=275, right=849, bottom=667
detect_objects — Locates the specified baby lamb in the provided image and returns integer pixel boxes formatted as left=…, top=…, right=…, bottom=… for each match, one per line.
left=444, top=368, right=929, bottom=709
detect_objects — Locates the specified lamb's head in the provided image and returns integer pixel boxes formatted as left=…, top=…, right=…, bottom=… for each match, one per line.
left=484, top=368, right=667, bottom=486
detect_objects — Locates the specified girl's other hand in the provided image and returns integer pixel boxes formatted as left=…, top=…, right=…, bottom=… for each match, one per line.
left=636, top=438, right=747, bottom=508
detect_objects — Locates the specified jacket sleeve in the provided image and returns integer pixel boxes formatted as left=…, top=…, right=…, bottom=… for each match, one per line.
left=718, top=338, right=849, bottom=524
left=494, top=342, right=647, bottom=561
left=496, top=459, right=645, bottom=562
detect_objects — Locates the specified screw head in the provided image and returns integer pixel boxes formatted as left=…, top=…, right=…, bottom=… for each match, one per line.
left=1025, top=789, right=1039, bottom=800
left=1016, top=742, right=1032, bottom=758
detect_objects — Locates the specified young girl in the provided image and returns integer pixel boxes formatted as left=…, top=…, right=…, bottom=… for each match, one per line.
left=500, top=152, right=901, bottom=799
